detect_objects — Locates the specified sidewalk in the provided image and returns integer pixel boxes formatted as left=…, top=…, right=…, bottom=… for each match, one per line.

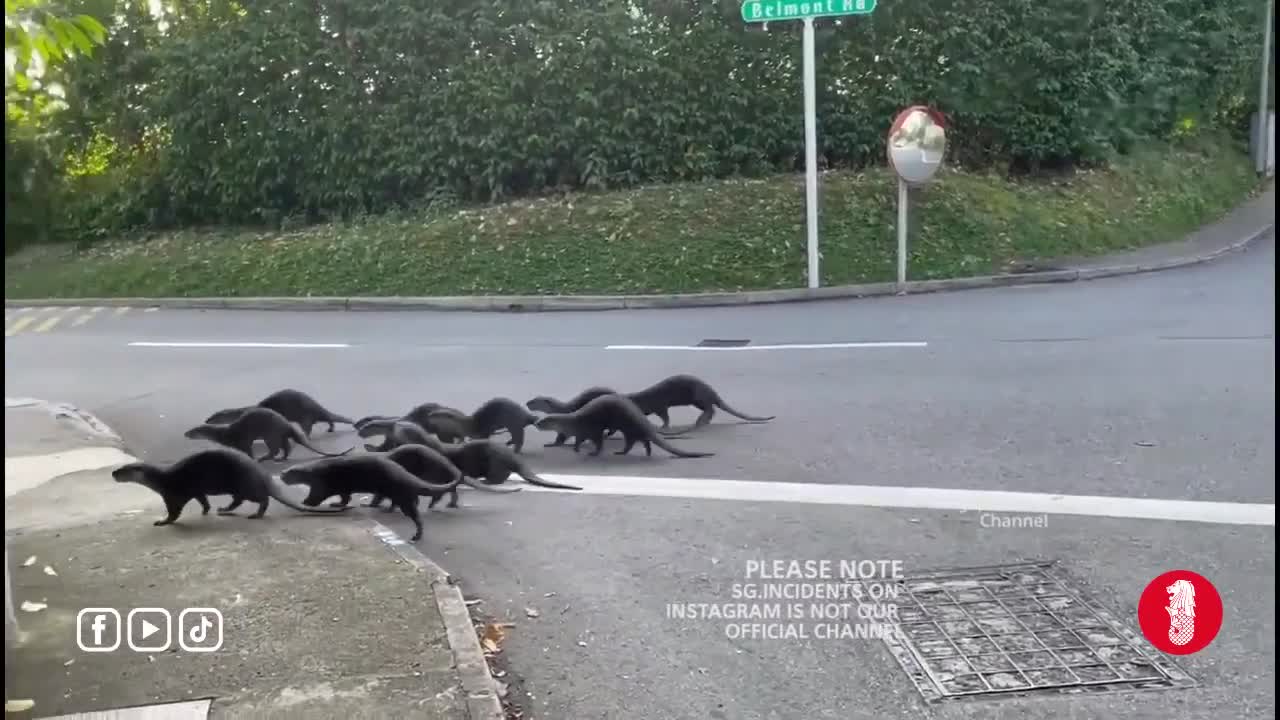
left=4, top=400, right=500, bottom=720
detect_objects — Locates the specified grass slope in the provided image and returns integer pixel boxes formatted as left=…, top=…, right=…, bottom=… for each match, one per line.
left=4, top=132, right=1263, bottom=299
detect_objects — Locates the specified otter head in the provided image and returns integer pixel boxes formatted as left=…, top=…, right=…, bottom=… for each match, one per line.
left=205, top=407, right=247, bottom=425
left=534, top=414, right=569, bottom=432
left=183, top=425, right=215, bottom=441
left=525, top=397, right=557, bottom=414
left=279, top=465, right=317, bottom=488
left=111, top=462, right=152, bottom=485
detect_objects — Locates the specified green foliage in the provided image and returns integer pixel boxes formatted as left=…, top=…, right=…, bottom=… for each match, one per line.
left=4, top=130, right=1263, bottom=299
left=5, top=0, right=109, bottom=253
left=4, top=0, right=1269, bottom=244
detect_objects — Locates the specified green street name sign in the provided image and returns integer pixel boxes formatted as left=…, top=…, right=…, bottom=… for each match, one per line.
left=741, top=0, right=877, bottom=23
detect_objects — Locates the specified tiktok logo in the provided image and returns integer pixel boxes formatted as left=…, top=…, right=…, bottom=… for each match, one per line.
left=177, top=608, right=224, bottom=652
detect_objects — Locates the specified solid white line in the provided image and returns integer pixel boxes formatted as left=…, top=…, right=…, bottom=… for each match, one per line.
left=604, top=341, right=929, bottom=351
left=512, top=474, right=1275, bottom=526
left=128, top=341, right=350, bottom=349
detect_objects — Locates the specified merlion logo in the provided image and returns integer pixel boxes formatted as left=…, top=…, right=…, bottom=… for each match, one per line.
left=1164, top=579, right=1196, bottom=646
left=1138, top=570, right=1222, bottom=655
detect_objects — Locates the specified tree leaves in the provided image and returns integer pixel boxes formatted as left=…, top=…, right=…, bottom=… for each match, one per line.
left=4, top=0, right=1266, bottom=243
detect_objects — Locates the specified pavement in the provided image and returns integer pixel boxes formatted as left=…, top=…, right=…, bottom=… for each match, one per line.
left=3, top=196, right=1276, bottom=719
left=3, top=402, right=502, bottom=720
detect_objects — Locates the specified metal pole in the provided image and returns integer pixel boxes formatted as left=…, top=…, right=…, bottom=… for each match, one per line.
left=1258, top=0, right=1273, bottom=175
left=802, top=17, right=820, bottom=288
left=896, top=179, right=908, bottom=293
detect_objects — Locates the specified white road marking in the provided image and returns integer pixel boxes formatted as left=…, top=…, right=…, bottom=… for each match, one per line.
left=605, top=341, right=929, bottom=351
left=128, top=341, right=351, bottom=349
left=513, top=474, right=1275, bottom=526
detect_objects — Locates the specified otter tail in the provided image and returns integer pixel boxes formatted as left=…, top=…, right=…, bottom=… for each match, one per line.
left=290, top=426, right=354, bottom=458
left=266, top=475, right=349, bottom=514
left=713, top=394, right=775, bottom=423
left=651, top=435, right=715, bottom=459
left=462, top=478, right=522, bottom=494
left=513, top=462, right=583, bottom=491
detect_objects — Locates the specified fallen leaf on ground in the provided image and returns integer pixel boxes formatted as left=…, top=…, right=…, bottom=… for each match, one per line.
left=524, top=608, right=540, bottom=618
left=43, top=566, right=57, bottom=576
left=1134, top=441, right=1156, bottom=447
left=22, top=556, right=36, bottom=567
left=5, top=699, right=36, bottom=713
left=480, top=622, right=508, bottom=654
left=464, top=599, right=483, bottom=607
left=577, top=640, right=588, bottom=647
left=20, top=601, right=47, bottom=613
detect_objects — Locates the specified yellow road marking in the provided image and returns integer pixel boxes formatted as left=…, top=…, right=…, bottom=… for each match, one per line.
left=113, top=306, right=131, bottom=317
left=32, top=316, right=61, bottom=333
left=71, top=313, right=94, bottom=327
left=5, top=317, right=35, bottom=337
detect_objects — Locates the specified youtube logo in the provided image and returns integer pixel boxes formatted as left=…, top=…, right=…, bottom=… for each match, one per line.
left=126, top=608, right=172, bottom=652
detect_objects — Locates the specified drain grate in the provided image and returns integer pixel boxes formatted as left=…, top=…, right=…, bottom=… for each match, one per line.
left=880, top=561, right=1197, bottom=704
left=696, top=338, right=750, bottom=348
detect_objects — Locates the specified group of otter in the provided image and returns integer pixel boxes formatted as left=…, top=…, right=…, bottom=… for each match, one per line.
left=112, top=374, right=773, bottom=543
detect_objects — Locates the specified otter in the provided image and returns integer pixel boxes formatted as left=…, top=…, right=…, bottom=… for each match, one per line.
left=438, top=440, right=583, bottom=491
left=184, top=407, right=354, bottom=462
left=535, top=394, right=714, bottom=459
left=627, top=374, right=774, bottom=430
left=357, top=419, right=449, bottom=453
left=526, top=386, right=622, bottom=447
left=426, top=397, right=538, bottom=452
left=205, top=389, right=355, bottom=437
left=281, top=454, right=457, bottom=542
left=357, top=443, right=522, bottom=512
left=112, top=447, right=349, bottom=526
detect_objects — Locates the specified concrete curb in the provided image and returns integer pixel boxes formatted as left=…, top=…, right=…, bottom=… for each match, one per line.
left=371, top=523, right=505, bottom=720
left=5, top=222, right=1273, bottom=316
left=4, top=399, right=135, bottom=661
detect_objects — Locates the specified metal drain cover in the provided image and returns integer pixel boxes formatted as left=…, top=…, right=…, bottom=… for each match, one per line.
left=696, top=338, right=750, bottom=348
left=880, top=561, right=1197, bottom=704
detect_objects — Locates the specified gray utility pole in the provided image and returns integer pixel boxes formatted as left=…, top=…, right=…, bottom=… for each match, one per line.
left=1257, top=0, right=1273, bottom=175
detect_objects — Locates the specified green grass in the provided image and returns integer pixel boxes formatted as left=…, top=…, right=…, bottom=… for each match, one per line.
left=4, top=131, right=1265, bottom=299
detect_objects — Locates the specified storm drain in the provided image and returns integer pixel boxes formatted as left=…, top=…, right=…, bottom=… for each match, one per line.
left=696, top=338, right=750, bottom=348
left=880, top=561, right=1196, bottom=704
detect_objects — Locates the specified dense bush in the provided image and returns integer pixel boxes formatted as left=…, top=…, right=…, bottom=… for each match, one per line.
left=5, top=0, right=1267, bottom=245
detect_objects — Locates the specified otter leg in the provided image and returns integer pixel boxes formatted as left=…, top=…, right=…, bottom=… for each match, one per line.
left=154, top=496, right=185, bottom=526
left=218, top=497, right=245, bottom=515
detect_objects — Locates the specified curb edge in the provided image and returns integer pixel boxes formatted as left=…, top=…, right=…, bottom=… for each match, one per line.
left=370, top=522, right=505, bottom=720
left=6, top=224, right=1273, bottom=315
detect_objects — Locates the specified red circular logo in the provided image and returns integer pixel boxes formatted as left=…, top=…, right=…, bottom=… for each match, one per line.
left=1137, top=570, right=1223, bottom=655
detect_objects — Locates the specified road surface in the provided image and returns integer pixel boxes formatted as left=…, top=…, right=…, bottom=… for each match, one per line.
left=5, top=235, right=1275, bottom=720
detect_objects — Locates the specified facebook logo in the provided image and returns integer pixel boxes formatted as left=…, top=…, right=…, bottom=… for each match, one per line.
left=76, top=608, right=122, bottom=652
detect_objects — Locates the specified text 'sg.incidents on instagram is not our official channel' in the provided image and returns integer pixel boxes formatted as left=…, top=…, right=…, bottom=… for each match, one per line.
left=665, top=559, right=905, bottom=641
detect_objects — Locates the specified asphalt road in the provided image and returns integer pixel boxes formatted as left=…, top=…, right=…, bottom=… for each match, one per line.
left=5, top=234, right=1276, bottom=720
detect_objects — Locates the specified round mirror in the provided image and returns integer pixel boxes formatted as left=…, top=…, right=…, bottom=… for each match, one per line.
left=887, top=106, right=947, bottom=185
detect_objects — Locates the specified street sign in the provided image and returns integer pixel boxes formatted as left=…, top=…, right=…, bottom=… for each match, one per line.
left=887, top=106, right=949, bottom=293
left=741, top=0, right=877, bottom=23
left=739, top=0, right=878, bottom=289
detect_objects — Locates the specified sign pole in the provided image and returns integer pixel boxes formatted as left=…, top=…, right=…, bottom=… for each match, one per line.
left=896, top=179, right=908, bottom=293
left=801, top=16, right=820, bottom=289
left=1257, top=0, right=1273, bottom=175
left=740, top=1, right=877, bottom=289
